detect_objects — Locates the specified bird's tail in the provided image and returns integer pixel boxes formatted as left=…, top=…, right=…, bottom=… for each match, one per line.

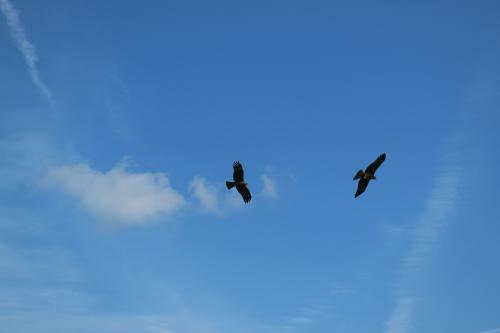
left=226, top=181, right=236, bottom=189
left=353, top=170, right=364, bottom=180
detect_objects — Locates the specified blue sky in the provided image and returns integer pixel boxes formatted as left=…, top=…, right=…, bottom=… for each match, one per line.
left=1, top=0, right=500, bottom=332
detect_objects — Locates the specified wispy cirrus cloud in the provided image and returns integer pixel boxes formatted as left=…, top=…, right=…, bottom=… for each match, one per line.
left=0, top=226, right=282, bottom=333
left=385, top=165, right=461, bottom=333
left=260, top=173, right=277, bottom=198
left=0, top=0, right=53, bottom=103
left=43, top=161, right=186, bottom=224
left=386, top=296, right=415, bottom=333
left=0, top=235, right=281, bottom=333
left=477, top=328, right=500, bottom=333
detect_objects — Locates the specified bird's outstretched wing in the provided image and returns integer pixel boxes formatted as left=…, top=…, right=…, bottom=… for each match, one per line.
left=365, top=153, right=386, bottom=175
left=236, top=183, right=252, bottom=203
left=355, top=178, right=369, bottom=198
left=233, top=161, right=244, bottom=182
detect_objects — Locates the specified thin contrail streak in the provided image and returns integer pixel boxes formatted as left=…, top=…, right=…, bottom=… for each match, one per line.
left=0, top=0, right=53, bottom=103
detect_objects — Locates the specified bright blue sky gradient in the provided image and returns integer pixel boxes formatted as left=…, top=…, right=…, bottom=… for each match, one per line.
left=1, top=1, right=500, bottom=332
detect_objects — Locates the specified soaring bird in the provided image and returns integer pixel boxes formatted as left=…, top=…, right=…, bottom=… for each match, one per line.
left=226, top=161, right=252, bottom=203
left=353, top=153, right=386, bottom=198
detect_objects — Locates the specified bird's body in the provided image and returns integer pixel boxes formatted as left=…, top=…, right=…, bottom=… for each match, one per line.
left=226, top=161, right=252, bottom=203
left=359, top=173, right=376, bottom=180
left=353, top=153, right=386, bottom=198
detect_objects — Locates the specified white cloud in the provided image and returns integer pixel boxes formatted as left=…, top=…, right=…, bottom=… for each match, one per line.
left=1, top=134, right=260, bottom=222
left=260, top=174, right=277, bottom=198
left=0, top=0, right=53, bottom=103
left=189, top=177, right=251, bottom=214
left=44, top=162, right=185, bottom=224
left=189, top=177, right=219, bottom=213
